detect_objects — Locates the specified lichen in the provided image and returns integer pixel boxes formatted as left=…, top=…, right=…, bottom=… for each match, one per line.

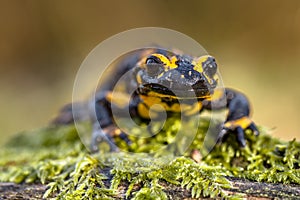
left=0, top=117, right=299, bottom=199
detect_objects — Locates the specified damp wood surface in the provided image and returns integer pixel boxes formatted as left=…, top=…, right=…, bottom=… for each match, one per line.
left=1, top=176, right=300, bottom=199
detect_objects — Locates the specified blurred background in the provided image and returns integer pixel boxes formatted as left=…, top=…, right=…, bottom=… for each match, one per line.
left=0, top=0, right=300, bottom=144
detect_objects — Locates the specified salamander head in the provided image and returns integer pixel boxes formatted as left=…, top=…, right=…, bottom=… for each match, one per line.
left=135, top=51, right=219, bottom=98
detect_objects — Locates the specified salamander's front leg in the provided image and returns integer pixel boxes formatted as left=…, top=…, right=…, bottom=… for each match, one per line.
left=203, top=88, right=259, bottom=147
left=90, top=92, right=132, bottom=153
left=218, top=88, right=259, bottom=147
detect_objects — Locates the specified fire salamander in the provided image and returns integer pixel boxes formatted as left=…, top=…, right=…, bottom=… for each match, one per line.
left=54, top=48, right=259, bottom=152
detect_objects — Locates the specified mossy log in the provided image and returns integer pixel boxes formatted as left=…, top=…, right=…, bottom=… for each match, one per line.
left=1, top=175, right=300, bottom=199
left=1, top=120, right=300, bottom=199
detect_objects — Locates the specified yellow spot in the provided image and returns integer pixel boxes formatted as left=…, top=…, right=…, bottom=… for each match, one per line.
left=140, top=95, right=179, bottom=112
left=136, top=73, right=142, bottom=84
left=170, top=103, right=181, bottom=112
left=137, top=103, right=159, bottom=119
left=150, top=54, right=178, bottom=70
left=106, top=92, right=131, bottom=108
left=193, top=55, right=211, bottom=73
left=150, top=104, right=165, bottom=111
left=192, top=63, right=203, bottom=73
left=157, top=72, right=164, bottom=79
left=224, top=117, right=252, bottom=130
left=143, top=92, right=178, bottom=99
left=205, top=88, right=224, bottom=101
left=151, top=53, right=170, bottom=66
left=141, top=96, right=172, bottom=112
left=114, top=129, right=121, bottom=135
left=145, top=91, right=210, bottom=100
left=140, top=95, right=162, bottom=105
left=194, top=55, right=218, bottom=85
left=197, top=55, right=211, bottom=65
left=169, top=56, right=178, bottom=69
left=138, top=103, right=151, bottom=119
left=184, top=102, right=203, bottom=116
left=139, top=94, right=204, bottom=117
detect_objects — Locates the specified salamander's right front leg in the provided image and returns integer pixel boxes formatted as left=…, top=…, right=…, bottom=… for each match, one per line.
left=90, top=92, right=131, bottom=153
left=91, top=123, right=119, bottom=152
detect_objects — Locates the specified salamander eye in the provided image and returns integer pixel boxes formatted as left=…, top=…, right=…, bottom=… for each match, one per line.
left=145, top=56, right=164, bottom=77
left=203, top=56, right=217, bottom=77
left=145, top=56, right=163, bottom=65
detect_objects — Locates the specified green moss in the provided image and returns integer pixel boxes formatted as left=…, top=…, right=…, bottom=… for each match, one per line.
left=0, top=117, right=299, bottom=199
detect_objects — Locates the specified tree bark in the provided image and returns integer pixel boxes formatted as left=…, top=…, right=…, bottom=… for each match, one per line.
left=1, top=176, right=300, bottom=199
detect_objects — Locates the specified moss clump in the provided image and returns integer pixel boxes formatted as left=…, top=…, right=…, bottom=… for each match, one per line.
left=0, top=117, right=299, bottom=199
left=202, top=129, right=300, bottom=185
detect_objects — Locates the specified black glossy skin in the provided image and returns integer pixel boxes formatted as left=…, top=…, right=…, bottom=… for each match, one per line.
left=54, top=48, right=259, bottom=152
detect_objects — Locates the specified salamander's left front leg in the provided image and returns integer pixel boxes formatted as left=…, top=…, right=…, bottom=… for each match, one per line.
left=218, top=88, right=259, bottom=147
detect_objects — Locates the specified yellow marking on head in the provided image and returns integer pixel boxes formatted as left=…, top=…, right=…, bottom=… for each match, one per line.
left=194, top=55, right=212, bottom=73
left=224, top=117, right=252, bottom=130
left=205, top=73, right=219, bottom=85
left=137, top=49, right=156, bottom=68
left=194, top=55, right=218, bottom=85
left=193, top=55, right=210, bottom=73
left=169, top=56, right=178, bottom=69
left=157, top=72, right=164, bottom=79
left=150, top=54, right=178, bottom=70
left=151, top=53, right=170, bottom=65
left=198, top=55, right=213, bottom=63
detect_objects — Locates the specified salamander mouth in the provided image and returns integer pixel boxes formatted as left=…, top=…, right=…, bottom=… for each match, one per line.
left=138, top=83, right=212, bottom=99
